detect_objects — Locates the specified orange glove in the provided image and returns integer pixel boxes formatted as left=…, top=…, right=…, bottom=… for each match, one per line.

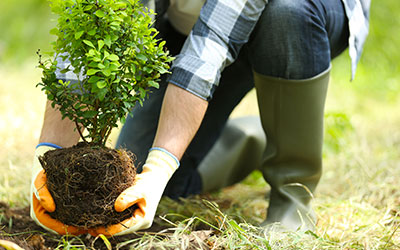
left=30, top=144, right=87, bottom=235
left=88, top=148, right=179, bottom=236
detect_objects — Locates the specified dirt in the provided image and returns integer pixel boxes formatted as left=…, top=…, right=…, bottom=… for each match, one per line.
left=0, top=202, right=214, bottom=250
left=0, top=202, right=167, bottom=250
left=38, top=143, right=137, bottom=228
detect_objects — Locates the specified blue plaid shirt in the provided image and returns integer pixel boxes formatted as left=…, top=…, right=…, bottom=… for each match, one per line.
left=167, top=0, right=370, bottom=101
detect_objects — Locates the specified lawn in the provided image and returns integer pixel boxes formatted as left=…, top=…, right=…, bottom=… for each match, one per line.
left=0, top=0, right=399, bottom=249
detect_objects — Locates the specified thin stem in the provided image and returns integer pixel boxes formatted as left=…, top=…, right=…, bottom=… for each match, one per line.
left=74, top=120, right=87, bottom=143
left=103, top=126, right=113, bottom=147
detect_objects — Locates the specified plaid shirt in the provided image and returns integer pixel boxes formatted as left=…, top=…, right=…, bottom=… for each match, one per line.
left=167, top=0, right=370, bottom=101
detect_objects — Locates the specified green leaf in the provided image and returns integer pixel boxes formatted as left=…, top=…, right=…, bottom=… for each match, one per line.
left=97, top=63, right=105, bottom=69
left=109, top=63, right=118, bottom=71
left=92, top=56, right=102, bottom=62
left=83, top=40, right=95, bottom=48
left=88, top=61, right=98, bottom=67
left=136, top=54, right=147, bottom=62
left=82, top=110, right=97, bottom=118
left=143, top=66, right=152, bottom=73
left=74, top=103, right=81, bottom=110
left=110, top=21, right=120, bottom=26
left=84, top=5, right=93, bottom=11
left=75, top=30, right=84, bottom=40
left=111, top=34, right=119, bottom=42
left=104, top=50, right=110, bottom=58
left=98, top=40, right=105, bottom=51
left=148, top=81, right=159, bottom=88
left=157, top=68, right=168, bottom=74
left=56, top=90, right=64, bottom=97
left=87, top=49, right=96, bottom=56
left=97, top=88, right=108, bottom=101
left=104, top=35, right=112, bottom=47
left=88, top=29, right=96, bottom=36
left=60, top=68, right=70, bottom=74
left=88, top=76, right=102, bottom=84
left=102, top=68, right=112, bottom=77
left=120, top=116, right=126, bottom=124
left=87, top=69, right=99, bottom=75
left=108, top=54, right=119, bottom=61
left=130, top=64, right=136, bottom=74
left=97, top=81, right=107, bottom=89
left=95, top=10, right=106, bottom=18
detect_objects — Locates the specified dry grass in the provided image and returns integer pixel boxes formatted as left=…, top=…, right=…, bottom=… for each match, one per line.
left=0, top=61, right=45, bottom=206
left=1, top=58, right=400, bottom=249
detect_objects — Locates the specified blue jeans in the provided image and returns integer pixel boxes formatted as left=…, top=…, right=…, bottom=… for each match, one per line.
left=116, top=0, right=349, bottom=199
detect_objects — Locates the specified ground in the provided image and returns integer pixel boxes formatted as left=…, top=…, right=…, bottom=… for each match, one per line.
left=1, top=58, right=400, bottom=248
left=2, top=1, right=400, bottom=244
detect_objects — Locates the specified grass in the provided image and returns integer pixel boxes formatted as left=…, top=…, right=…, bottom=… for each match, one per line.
left=1, top=0, right=400, bottom=249
left=1, top=56, right=399, bottom=249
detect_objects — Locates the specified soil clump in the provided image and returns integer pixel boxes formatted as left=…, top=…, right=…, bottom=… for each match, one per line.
left=0, top=202, right=170, bottom=250
left=39, top=142, right=137, bottom=228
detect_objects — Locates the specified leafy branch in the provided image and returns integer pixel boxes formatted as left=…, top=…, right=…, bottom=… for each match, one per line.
left=37, top=0, right=173, bottom=146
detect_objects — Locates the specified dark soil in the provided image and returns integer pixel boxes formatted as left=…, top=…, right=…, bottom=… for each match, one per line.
left=0, top=202, right=213, bottom=250
left=39, top=142, right=138, bottom=229
left=0, top=202, right=169, bottom=250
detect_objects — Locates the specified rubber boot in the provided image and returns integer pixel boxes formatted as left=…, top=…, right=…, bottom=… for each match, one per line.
left=254, top=68, right=330, bottom=231
left=198, top=116, right=266, bottom=192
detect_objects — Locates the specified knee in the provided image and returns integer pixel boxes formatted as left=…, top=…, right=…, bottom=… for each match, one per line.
left=262, top=0, right=312, bottom=33
left=248, top=0, right=330, bottom=79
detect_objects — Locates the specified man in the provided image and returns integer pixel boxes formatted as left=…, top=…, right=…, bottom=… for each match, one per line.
left=31, top=0, right=370, bottom=236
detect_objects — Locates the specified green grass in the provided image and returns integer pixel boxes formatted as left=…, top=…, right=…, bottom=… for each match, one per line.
left=1, top=0, right=400, bottom=249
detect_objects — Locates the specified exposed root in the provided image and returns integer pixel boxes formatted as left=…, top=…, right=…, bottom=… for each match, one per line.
left=39, top=143, right=137, bottom=228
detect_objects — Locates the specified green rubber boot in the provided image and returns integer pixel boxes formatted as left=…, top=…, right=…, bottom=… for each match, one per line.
left=198, top=116, right=266, bottom=192
left=254, top=68, right=330, bottom=231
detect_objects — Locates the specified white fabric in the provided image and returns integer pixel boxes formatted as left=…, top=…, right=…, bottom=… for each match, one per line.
left=167, top=0, right=205, bottom=35
left=115, top=148, right=179, bottom=235
left=30, top=145, right=59, bottom=234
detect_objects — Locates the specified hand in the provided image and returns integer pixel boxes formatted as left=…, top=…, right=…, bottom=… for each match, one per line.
left=88, top=148, right=179, bottom=236
left=30, top=144, right=87, bottom=235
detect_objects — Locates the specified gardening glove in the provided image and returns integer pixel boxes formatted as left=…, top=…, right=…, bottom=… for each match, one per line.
left=88, top=147, right=179, bottom=236
left=30, top=143, right=87, bottom=235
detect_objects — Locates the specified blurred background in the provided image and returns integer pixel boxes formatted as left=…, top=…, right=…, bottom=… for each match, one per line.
left=0, top=0, right=399, bottom=247
left=1, top=0, right=399, bottom=200
left=0, top=0, right=399, bottom=240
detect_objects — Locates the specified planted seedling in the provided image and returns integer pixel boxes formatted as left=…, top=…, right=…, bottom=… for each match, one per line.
left=37, top=0, right=173, bottom=228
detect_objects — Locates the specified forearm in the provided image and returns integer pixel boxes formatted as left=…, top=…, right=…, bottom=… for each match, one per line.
left=152, top=84, right=208, bottom=160
left=39, top=100, right=81, bottom=148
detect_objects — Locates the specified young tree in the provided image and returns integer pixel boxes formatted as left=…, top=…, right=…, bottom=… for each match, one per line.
left=36, top=0, right=173, bottom=228
left=38, top=0, right=173, bottom=146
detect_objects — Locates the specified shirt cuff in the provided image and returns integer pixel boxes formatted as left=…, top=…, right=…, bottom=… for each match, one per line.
left=168, top=55, right=220, bottom=101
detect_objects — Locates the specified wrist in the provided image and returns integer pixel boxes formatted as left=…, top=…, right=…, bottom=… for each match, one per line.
left=35, top=143, right=62, bottom=159
left=33, top=143, right=62, bottom=176
left=144, top=148, right=180, bottom=179
left=149, top=147, right=179, bottom=166
left=36, top=142, right=62, bottom=149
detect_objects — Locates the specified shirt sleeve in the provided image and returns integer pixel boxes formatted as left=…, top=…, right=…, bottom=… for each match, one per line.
left=168, top=0, right=268, bottom=101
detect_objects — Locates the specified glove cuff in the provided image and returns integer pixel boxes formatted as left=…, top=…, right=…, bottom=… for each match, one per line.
left=146, top=148, right=180, bottom=179
left=36, top=143, right=62, bottom=149
left=32, top=143, right=62, bottom=199
left=149, top=147, right=180, bottom=166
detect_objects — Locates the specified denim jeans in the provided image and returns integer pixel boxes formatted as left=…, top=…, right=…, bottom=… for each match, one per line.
left=116, top=0, right=349, bottom=199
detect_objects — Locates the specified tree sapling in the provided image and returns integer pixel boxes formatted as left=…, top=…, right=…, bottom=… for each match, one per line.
left=37, top=0, right=173, bottom=228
